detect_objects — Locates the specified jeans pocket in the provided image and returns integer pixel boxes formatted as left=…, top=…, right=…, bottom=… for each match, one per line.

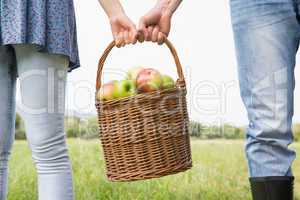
left=230, top=0, right=295, bottom=30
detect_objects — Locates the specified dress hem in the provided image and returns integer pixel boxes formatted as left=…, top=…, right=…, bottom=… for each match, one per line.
left=0, top=41, right=80, bottom=73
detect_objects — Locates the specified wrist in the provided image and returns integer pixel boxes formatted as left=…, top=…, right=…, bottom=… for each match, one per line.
left=107, top=5, right=125, bottom=19
left=155, top=0, right=181, bottom=16
left=155, top=0, right=171, bottom=14
left=155, top=0, right=175, bottom=16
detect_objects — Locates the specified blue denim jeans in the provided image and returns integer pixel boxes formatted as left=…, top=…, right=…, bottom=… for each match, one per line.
left=230, top=0, right=300, bottom=177
left=0, top=45, right=74, bottom=200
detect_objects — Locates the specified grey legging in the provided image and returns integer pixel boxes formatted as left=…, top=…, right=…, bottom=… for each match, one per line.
left=0, top=45, right=74, bottom=200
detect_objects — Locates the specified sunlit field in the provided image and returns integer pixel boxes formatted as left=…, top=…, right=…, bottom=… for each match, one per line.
left=7, top=139, right=300, bottom=200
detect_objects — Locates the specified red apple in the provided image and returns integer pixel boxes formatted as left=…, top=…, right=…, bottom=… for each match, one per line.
left=136, top=68, right=163, bottom=92
left=97, top=82, right=116, bottom=101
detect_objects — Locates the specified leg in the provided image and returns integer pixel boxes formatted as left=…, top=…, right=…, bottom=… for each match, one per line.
left=230, top=0, right=298, bottom=199
left=15, top=45, right=74, bottom=200
left=0, top=46, right=17, bottom=200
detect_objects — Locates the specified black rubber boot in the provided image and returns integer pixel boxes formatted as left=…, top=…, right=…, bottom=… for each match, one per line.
left=249, top=176, right=294, bottom=200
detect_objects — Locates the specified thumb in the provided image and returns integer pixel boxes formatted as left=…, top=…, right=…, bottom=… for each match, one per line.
left=138, top=17, right=148, bottom=34
left=138, top=17, right=148, bottom=42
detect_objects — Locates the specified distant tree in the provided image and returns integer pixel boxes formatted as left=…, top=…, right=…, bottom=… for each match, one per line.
left=65, top=116, right=82, bottom=138
left=15, top=129, right=26, bottom=140
left=64, top=116, right=98, bottom=138
left=15, top=113, right=22, bottom=129
left=189, top=121, right=204, bottom=138
left=15, top=113, right=26, bottom=140
left=84, top=117, right=99, bottom=139
left=293, top=124, right=300, bottom=142
left=188, top=121, right=245, bottom=139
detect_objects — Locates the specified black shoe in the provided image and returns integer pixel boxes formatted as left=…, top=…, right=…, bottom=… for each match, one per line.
left=249, top=176, right=294, bottom=200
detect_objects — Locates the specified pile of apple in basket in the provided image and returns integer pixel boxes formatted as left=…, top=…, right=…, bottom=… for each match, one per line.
left=96, top=67, right=175, bottom=101
left=95, top=40, right=192, bottom=182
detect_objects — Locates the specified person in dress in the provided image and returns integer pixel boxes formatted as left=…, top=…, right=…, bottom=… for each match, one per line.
left=0, top=0, right=182, bottom=199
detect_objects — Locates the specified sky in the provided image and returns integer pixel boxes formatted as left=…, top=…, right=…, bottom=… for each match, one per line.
left=60, top=0, right=300, bottom=126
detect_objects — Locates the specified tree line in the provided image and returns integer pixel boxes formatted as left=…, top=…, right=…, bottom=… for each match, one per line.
left=15, top=114, right=300, bottom=141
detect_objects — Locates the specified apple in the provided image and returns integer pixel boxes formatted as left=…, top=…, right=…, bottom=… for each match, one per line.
left=97, top=82, right=116, bottom=101
left=127, top=66, right=144, bottom=82
left=136, top=68, right=163, bottom=92
left=162, top=75, right=175, bottom=89
left=112, top=80, right=137, bottom=99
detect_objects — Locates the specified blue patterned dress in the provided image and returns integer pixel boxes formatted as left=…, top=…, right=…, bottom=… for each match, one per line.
left=0, top=0, right=80, bottom=72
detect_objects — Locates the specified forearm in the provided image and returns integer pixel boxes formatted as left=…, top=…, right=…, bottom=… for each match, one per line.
left=98, top=0, right=124, bottom=18
left=155, top=0, right=182, bottom=16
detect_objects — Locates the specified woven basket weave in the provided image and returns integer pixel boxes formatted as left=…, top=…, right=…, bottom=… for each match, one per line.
left=95, top=40, right=192, bottom=182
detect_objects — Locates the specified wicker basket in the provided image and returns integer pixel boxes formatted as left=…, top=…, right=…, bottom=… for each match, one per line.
left=95, top=40, right=192, bottom=182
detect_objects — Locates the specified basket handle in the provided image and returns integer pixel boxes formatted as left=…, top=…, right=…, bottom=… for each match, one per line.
left=96, top=39, right=186, bottom=91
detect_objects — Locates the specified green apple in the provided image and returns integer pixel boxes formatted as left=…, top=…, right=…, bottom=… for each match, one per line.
left=136, top=68, right=163, bottom=93
left=127, top=66, right=144, bottom=81
left=112, top=80, right=137, bottom=99
left=162, top=75, right=175, bottom=89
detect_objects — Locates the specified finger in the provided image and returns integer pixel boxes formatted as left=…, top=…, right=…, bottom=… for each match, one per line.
left=160, top=15, right=171, bottom=37
left=124, top=30, right=130, bottom=45
left=138, top=17, right=147, bottom=33
left=119, top=32, right=126, bottom=47
left=115, top=32, right=123, bottom=48
left=128, top=23, right=138, bottom=42
left=112, top=31, right=119, bottom=45
left=137, top=30, right=145, bottom=43
left=138, top=18, right=148, bottom=39
left=138, top=26, right=148, bottom=43
left=152, top=26, right=159, bottom=43
left=130, top=30, right=138, bottom=44
left=146, top=26, right=154, bottom=41
left=157, top=32, right=166, bottom=45
left=144, top=29, right=149, bottom=42
left=126, top=22, right=138, bottom=44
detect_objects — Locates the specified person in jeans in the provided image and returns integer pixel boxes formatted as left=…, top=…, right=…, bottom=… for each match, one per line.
left=0, top=0, right=181, bottom=199
left=230, top=0, right=298, bottom=199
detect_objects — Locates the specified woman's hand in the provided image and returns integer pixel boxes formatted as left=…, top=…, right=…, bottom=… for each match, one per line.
left=138, top=0, right=182, bottom=45
left=98, top=0, right=138, bottom=47
left=109, top=13, right=138, bottom=47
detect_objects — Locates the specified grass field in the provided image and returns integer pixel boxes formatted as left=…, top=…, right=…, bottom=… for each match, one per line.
left=7, top=139, right=300, bottom=200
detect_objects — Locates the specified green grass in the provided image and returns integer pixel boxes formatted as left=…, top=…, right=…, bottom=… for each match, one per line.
left=7, top=139, right=300, bottom=200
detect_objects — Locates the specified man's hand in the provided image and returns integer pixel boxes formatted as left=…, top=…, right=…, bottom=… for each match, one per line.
left=138, top=6, right=171, bottom=45
left=110, top=13, right=138, bottom=47
left=138, top=0, right=182, bottom=45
